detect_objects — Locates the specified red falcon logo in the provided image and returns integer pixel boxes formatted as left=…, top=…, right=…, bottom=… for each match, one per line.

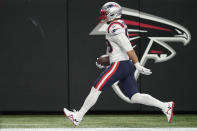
left=90, top=7, right=191, bottom=103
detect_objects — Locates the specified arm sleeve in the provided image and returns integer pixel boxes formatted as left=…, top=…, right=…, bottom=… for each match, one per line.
left=111, top=32, right=133, bottom=52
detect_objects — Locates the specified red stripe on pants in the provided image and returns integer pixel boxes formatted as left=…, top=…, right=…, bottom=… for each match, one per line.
left=98, top=62, right=120, bottom=90
left=95, top=62, right=116, bottom=89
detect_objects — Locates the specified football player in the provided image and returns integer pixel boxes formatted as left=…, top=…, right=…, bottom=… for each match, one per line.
left=63, top=2, right=174, bottom=126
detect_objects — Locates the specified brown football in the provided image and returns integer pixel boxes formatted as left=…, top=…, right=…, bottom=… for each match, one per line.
left=97, top=55, right=110, bottom=66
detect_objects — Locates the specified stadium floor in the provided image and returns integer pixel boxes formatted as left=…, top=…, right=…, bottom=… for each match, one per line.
left=0, top=128, right=197, bottom=131
left=0, top=114, right=197, bottom=128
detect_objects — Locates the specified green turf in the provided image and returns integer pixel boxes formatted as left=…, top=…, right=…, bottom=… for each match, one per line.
left=0, top=114, right=197, bottom=128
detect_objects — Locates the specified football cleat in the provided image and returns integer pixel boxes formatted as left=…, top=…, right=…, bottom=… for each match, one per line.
left=163, top=101, right=175, bottom=123
left=63, top=108, right=82, bottom=126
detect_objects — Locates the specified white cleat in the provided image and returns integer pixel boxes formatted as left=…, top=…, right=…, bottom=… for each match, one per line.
left=163, top=101, right=175, bottom=123
left=63, top=108, right=82, bottom=126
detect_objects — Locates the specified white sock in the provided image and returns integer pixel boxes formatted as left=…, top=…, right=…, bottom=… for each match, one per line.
left=78, top=87, right=101, bottom=118
left=130, top=93, right=167, bottom=110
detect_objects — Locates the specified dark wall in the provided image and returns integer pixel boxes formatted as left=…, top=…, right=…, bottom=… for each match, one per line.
left=0, top=0, right=68, bottom=111
left=140, top=0, right=197, bottom=112
left=0, top=0, right=196, bottom=112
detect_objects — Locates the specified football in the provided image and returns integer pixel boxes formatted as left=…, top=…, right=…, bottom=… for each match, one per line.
left=97, top=55, right=110, bottom=66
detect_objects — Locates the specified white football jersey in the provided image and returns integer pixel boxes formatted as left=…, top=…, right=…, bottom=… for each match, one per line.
left=106, top=19, right=133, bottom=63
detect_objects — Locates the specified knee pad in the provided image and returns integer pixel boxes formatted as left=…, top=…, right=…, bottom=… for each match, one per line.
left=130, top=93, right=150, bottom=103
left=130, top=93, right=140, bottom=103
left=130, top=93, right=152, bottom=103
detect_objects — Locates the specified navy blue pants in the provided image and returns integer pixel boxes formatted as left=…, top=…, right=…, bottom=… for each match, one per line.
left=93, top=60, right=139, bottom=98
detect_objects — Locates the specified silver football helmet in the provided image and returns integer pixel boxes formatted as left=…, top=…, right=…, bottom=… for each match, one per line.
left=99, top=2, right=122, bottom=23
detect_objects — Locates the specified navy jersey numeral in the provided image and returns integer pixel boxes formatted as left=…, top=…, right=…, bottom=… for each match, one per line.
left=106, top=40, right=113, bottom=53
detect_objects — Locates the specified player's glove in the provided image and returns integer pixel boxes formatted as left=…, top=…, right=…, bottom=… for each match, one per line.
left=96, top=61, right=105, bottom=69
left=134, top=62, right=152, bottom=75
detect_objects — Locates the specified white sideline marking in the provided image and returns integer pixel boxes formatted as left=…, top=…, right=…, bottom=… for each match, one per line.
left=0, top=128, right=197, bottom=131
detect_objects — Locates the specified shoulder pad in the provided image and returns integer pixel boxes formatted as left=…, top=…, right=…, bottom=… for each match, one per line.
left=107, top=21, right=125, bottom=35
left=116, top=19, right=127, bottom=26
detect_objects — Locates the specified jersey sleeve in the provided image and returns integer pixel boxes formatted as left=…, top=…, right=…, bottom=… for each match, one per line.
left=111, top=32, right=133, bottom=52
left=108, top=23, right=125, bottom=36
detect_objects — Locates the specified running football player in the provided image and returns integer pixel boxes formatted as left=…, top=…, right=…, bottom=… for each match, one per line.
left=63, top=2, right=174, bottom=126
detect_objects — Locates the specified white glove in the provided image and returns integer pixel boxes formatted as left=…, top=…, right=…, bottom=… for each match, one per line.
left=134, top=62, right=152, bottom=75
left=96, top=61, right=105, bottom=69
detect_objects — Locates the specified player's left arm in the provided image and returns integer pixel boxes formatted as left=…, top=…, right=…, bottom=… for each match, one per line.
left=111, top=32, right=152, bottom=75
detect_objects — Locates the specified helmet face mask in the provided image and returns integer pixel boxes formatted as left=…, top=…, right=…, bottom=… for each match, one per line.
left=99, top=10, right=108, bottom=23
left=99, top=2, right=122, bottom=23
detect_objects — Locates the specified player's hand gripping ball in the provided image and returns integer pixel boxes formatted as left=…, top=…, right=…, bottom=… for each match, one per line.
left=96, top=54, right=110, bottom=69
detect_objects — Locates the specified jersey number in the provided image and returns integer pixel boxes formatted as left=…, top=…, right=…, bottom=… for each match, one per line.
left=106, top=40, right=113, bottom=53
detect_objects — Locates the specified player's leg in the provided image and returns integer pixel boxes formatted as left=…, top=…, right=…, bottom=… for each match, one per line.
left=119, top=63, right=169, bottom=110
left=131, top=93, right=167, bottom=110
left=77, top=62, right=121, bottom=118
left=120, top=71, right=174, bottom=123
left=63, top=87, right=101, bottom=126
left=77, top=87, right=101, bottom=118
left=130, top=93, right=174, bottom=123
left=121, top=75, right=167, bottom=110
left=64, top=62, right=121, bottom=126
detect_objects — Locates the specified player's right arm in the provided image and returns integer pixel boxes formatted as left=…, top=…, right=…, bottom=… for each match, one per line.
left=110, top=27, right=152, bottom=75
